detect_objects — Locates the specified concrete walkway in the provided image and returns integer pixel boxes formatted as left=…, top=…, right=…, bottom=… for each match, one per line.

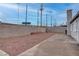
left=0, top=50, right=9, bottom=56
left=18, top=33, right=79, bottom=56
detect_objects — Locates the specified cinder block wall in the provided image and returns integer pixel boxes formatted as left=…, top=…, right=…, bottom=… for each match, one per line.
left=46, top=26, right=67, bottom=34
left=0, top=24, right=45, bottom=38
left=67, top=10, right=79, bottom=42
left=70, top=17, right=79, bottom=42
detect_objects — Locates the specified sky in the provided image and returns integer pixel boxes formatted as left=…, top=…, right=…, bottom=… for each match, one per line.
left=0, top=3, right=79, bottom=26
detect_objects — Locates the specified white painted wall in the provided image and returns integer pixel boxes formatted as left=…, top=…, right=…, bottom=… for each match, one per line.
left=70, top=17, right=79, bottom=42
left=77, top=17, right=79, bottom=41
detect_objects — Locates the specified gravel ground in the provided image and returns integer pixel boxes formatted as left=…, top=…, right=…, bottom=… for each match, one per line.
left=0, top=32, right=53, bottom=56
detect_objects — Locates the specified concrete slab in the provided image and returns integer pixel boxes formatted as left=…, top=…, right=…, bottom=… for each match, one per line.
left=18, top=34, right=79, bottom=56
left=0, top=50, right=9, bottom=56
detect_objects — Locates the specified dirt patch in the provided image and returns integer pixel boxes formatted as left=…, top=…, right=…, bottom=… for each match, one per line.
left=0, top=32, right=53, bottom=56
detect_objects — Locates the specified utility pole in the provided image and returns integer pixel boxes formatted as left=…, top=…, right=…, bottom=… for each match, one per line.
left=53, top=19, right=56, bottom=27
left=40, top=3, right=43, bottom=27
left=25, top=3, right=28, bottom=26
left=37, top=10, right=39, bottom=32
left=37, top=10, right=39, bottom=27
left=51, top=15, right=52, bottom=28
left=46, top=14, right=48, bottom=32
left=46, top=14, right=48, bottom=28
